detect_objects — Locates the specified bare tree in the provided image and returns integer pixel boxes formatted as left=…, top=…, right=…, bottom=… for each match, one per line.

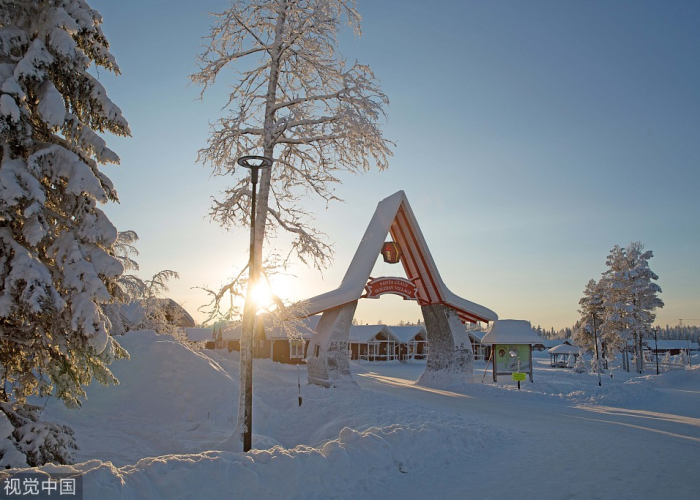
left=192, top=0, right=392, bottom=449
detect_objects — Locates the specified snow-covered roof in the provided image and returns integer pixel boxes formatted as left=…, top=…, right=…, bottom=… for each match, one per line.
left=119, top=299, right=196, bottom=329
left=120, top=301, right=146, bottom=326
left=185, top=328, right=214, bottom=342
left=548, top=343, right=580, bottom=355
left=541, top=339, right=572, bottom=349
left=389, top=325, right=426, bottom=343
left=264, top=316, right=320, bottom=340
left=221, top=315, right=320, bottom=341
left=648, top=340, right=699, bottom=351
left=296, top=191, right=498, bottom=324
left=467, top=330, right=487, bottom=343
left=480, top=320, right=543, bottom=345
left=349, top=325, right=398, bottom=344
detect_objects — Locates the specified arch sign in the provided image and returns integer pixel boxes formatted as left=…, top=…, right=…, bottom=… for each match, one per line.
left=363, top=277, right=420, bottom=300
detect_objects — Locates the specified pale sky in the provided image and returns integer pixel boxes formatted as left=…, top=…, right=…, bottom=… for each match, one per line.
left=91, top=0, right=700, bottom=329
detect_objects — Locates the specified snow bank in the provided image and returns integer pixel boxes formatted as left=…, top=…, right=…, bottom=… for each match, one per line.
left=40, top=330, right=238, bottom=465
left=44, top=418, right=498, bottom=500
left=33, top=330, right=506, bottom=499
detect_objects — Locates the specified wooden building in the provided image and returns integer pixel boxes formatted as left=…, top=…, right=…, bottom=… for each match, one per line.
left=647, top=340, right=699, bottom=356
left=390, top=326, right=428, bottom=361
left=219, top=316, right=319, bottom=364
left=185, top=327, right=215, bottom=349
left=349, top=325, right=401, bottom=361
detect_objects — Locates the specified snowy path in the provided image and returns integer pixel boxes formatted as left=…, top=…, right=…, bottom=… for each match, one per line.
left=352, top=363, right=700, bottom=499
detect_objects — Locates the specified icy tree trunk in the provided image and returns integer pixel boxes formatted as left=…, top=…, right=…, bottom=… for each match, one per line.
left=417, top=304, right=474, bottom=390
left=306, top=301, right=358, bottom=387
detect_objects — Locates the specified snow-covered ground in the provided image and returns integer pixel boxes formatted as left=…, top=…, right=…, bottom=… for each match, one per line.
left=27, top=331, right=700, bottom=499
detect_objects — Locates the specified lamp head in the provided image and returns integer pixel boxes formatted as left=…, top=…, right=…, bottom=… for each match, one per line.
left=237, top=155, right=273, bottom=184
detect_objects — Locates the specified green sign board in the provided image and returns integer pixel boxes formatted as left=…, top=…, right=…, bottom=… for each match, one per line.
left=512, top=372, right=527, bottom=381
left=495, top=344, right=531, bottom=373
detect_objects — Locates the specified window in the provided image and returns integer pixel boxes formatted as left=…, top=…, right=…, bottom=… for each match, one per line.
left=290, top=340, right=304, bottom=359
left=368, top=342, right=379, bottom=356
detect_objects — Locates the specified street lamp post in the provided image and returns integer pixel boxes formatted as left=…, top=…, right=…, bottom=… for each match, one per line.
left=592, top=314, right=602, bottom=386
left=237, top=155, right=272, bottom=453
left=654, top=326, right=660, bottom=375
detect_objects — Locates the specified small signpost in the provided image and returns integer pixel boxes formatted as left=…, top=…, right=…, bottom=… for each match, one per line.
left=512, top=371, right=526, bottom=389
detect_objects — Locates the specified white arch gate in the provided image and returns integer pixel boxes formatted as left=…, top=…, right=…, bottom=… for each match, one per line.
left=298, top=191, right=499, bottom=389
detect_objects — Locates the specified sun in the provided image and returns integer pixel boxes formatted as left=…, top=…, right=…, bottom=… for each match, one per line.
left=251, top=281, right=273, bottom=308
left=248, top=276, right=294, bottom=311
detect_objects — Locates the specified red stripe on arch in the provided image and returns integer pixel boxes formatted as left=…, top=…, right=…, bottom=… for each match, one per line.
left=390, top=220, right=426, bottom=302
left=396, top=205, right=442, bottom=304
left=391, top=211, right=435, bottom=303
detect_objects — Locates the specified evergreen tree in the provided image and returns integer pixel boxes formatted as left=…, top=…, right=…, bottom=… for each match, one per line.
left=0, top=0, right=128, bottom=465
left=574, top=279, right=606, bottom=376
left=574, top=279, right=604, bottom=351
left=599, top=242, right=664, bottom=373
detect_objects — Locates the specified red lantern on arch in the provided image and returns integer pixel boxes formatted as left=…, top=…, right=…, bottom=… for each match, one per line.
left=381, top=241, right=401, bottom=264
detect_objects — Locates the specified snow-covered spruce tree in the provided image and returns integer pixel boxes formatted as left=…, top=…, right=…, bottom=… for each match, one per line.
left=573, top=279, right=605, bottom=373
left=574, top=280, right=603, bottom=350
left=0, top=1, right=129, bottom=465
left=599, top=242, right=664, bottom=374
left=192, top=0, right=392, bottom=449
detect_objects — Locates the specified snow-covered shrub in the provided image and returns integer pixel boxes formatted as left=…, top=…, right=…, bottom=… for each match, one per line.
left=662, top=351, right=671, bottom=371
left=0, top=403, right=77, bottom=468
left=590, top=355, right=605, bottom=374
left=573, top=353, right=587, bottom=373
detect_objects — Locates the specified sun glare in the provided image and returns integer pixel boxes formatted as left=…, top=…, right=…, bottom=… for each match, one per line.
left=251, top=281, right=273, bottom=308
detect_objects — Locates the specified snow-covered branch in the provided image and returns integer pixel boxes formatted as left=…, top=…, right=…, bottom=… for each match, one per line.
left=193, top=0, right=390, bottom=448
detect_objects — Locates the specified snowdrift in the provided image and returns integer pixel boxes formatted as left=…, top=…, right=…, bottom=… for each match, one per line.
left=35, top=331, right=505, bottom=498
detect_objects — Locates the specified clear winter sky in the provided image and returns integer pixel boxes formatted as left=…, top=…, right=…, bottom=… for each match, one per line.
left=90, top=0, right=700, bottom=329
